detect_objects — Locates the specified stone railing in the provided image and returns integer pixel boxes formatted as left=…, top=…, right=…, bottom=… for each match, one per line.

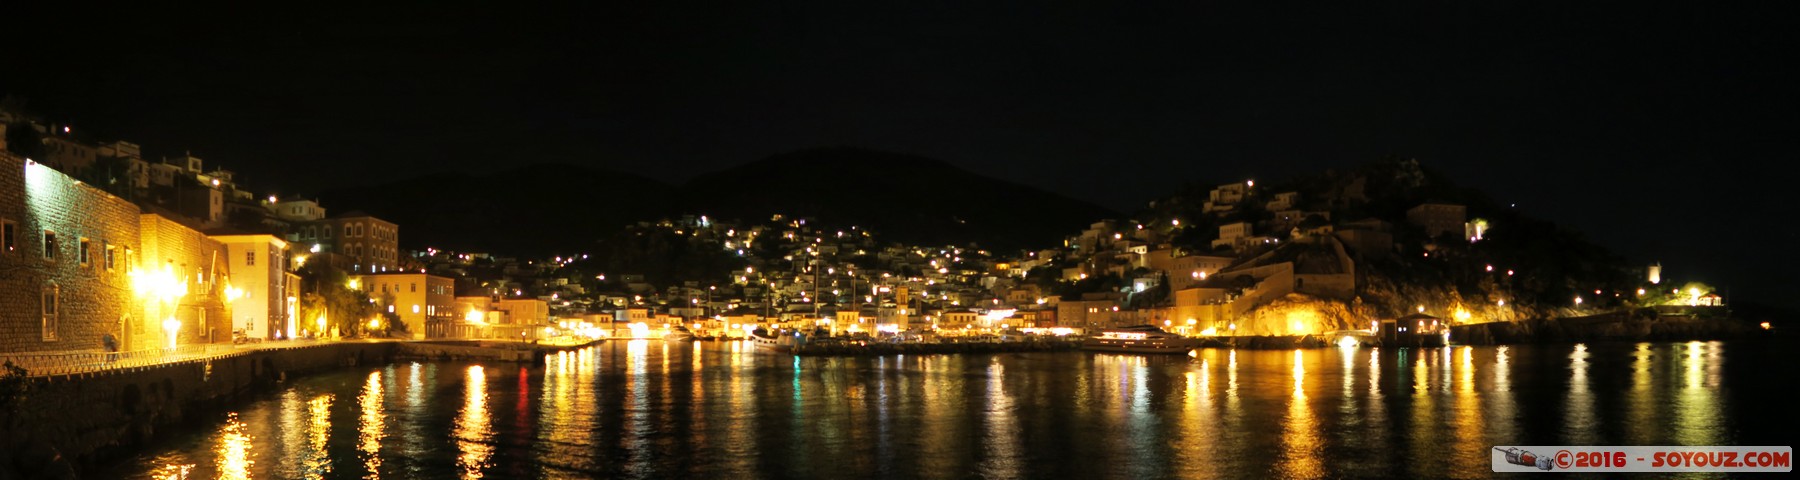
left=3, top=344, right=247, bottom=377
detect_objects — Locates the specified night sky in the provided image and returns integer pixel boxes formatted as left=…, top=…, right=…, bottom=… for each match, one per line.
left=2, top=3, right=1794, bottom=308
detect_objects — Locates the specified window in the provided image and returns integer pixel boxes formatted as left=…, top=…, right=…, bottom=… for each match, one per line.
left=42, top=283, right=59, bottom=341
left=410, top=282, right=417, bottom=293
left=246, top=249, right=256, bottom=266
left=105, top=243, right=116, bottom=271
left=43, top=230, right=57, bottom=261
left=79, top=237, right=92, bottom=266
left=2, top=219, right=15, bottom=253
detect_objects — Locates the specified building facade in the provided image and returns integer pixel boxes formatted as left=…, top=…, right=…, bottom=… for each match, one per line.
left=360, top=272, right=454, bottom=339
left=291, top=211, right=398, bottom=274
left=138, top=213, right=233, bottom=348
left=210, top=234, right=291, bottom=340
left=1, top=154, right=142, bottom=353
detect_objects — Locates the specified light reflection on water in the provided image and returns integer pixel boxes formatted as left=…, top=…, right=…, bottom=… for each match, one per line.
left=117, top=341, right=1786, bottom=479
left=358, top=370, right=383, bottom=479
left=216, top=413, right=252, bottom=480
left=454, top=365, right=493, bottom=479
left=1278, top=349, right=1322, bottom=479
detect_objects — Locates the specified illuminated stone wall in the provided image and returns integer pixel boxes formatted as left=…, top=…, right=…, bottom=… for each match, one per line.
left=0, top=153, right=143, bottom=354
left=138, top=213, right=232, bottom=349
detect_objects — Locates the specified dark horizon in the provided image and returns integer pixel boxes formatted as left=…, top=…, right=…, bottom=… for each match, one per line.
left=2, top=2, right=1794, bottom=309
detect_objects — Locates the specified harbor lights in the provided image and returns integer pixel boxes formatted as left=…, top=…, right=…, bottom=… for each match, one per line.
left=163, top=318, right=181, bottom=349
left=132, top=263, right=189, bottom=350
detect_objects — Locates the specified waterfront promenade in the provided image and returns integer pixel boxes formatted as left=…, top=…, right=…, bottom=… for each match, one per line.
left=2, top=336, right=604, bottom=378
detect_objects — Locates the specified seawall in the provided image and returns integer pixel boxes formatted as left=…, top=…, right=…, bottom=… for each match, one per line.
left=0, top=342, right=399, bottom=479
left=1450, top=314, right=1758, bottom=345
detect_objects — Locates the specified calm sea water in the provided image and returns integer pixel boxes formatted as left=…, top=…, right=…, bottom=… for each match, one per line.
left=109, top=340, right=1796, bottom=479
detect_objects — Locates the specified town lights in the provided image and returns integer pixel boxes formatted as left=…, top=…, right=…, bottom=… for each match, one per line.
left=163, top=318, right=181, bottom=349
left=368, top=318, right=381, bottom=330
left=347, top=278, right=361, bottom=290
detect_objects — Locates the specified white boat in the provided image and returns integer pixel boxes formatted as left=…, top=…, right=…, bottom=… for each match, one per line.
left=1081, top=325, right=1201, bottom=354
left=749, top=329, right=797, bottom=352
left=664, top=326, right=697, bottom=342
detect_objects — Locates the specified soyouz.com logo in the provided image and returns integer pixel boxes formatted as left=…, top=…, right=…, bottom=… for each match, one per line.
left=1492, top=446, right=1791, bottom=473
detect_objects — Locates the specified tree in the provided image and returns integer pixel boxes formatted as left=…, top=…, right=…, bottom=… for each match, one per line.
left=296, top=261, right=378, bottom=337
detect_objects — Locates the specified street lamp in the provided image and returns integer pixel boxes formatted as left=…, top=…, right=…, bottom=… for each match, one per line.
left=162, top=318, right=181, bottom=349
left=132, top=263, right=188, bottom=350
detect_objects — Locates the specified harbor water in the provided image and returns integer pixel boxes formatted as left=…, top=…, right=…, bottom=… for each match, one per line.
left=109, top=340, right=1796, bottom=479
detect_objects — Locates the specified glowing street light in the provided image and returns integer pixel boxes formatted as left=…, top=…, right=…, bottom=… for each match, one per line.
left=163, top=318, right=181, bottom=349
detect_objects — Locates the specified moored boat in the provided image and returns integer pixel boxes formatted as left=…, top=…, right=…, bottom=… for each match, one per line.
left=664, top=325, right=697, bottom=341
left=749, top=328, right=799, bottom=352
left=1081, top=325, right=1202, bottom=354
